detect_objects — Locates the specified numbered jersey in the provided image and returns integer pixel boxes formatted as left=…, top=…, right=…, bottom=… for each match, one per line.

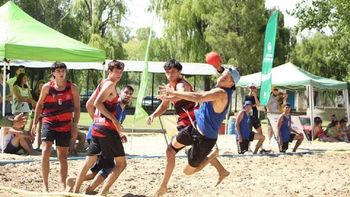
left=42, top=81, right=73, bottom=133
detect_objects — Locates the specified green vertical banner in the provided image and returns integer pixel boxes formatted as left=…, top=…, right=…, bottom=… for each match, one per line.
left=134, top=27, right=153, bottom=121
left=259, top=11, right=279, bottom=106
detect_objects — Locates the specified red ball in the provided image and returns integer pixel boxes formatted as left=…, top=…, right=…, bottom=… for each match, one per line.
left=205, top=52, right=221, bottom=68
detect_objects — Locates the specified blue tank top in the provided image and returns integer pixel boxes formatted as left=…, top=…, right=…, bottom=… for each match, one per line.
left=239, top=112, right=251, bottom=140
left=195, top=88, right=233, bottom=139
left=280, top=114, right=291, bottom=142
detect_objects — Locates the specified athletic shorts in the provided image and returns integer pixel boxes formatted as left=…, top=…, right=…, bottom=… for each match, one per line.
left=250, top=115, right=261, bottom=129
left=41, top=130, right=71, bottom=147
left=239, top=132, right=255, bottom=154
left=280, top=134, right=296, bottom=152
left=91, top=156, right=115, bottom=179
left=87, top=135, right=125, bottom=158
left=4, top=141, right=20, bottom=154
left=175, top=124, right=217, bottom=167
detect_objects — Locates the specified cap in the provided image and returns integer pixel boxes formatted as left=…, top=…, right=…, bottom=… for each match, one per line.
left=248, top=82, right=256, bottom=88
left=243, top=100, right=252, bottom=108
left=284, top=102, right=291, bottom=107
left=228, top=67, right=240, bottom=84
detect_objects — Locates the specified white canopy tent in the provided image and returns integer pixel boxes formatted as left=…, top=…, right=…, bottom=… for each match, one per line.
left=5, top=60, right=217, bottom=75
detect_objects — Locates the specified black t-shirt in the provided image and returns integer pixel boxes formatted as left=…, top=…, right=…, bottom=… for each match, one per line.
left=244, top=95, right=259, bottom=118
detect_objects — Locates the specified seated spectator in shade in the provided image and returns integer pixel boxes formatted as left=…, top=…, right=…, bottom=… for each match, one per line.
left=313, top=117, right=338, bottom=142
left=325, top=114, right=337, bottom=135
left=0, top=127, right=35, bottom=155
left=339, top=118, right=349, bottom=142
left=327, top=120, right=348, bottom=142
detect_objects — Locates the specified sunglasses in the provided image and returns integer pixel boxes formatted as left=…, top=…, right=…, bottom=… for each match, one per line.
left=249, top=86, right=256, bottom=89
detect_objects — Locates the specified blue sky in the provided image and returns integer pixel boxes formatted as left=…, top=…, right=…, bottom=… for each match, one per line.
left=122, top=0, right=302, bottom=37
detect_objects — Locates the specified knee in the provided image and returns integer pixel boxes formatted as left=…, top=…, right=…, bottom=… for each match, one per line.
left=260, top=135, right=265, bottom=141
left=166, top=147, right=176, bottom=159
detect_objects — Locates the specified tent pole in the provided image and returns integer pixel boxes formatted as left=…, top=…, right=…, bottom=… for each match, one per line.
left=1, top=60, right=9, bottom=154
left=102, top=63, right=106, bottom=79
left=344, top=89, right=350, bottom=123
left=309, top=85, right=315, bottom=141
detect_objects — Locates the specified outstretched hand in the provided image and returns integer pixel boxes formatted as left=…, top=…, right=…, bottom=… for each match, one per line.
left=13, top=113, right=27, bottom=129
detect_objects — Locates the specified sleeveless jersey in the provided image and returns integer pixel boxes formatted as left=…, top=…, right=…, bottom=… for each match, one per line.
left=42, top=81, right=73, bottom=132
left=170, top=78, right=198, bottom=126
left=195, top=88, right=233, bottom=139
left=91, top=80, right=119, bottom=137
left=280, top=114, right=291, bottom=142
left=239, top=111, right=251, bottom=140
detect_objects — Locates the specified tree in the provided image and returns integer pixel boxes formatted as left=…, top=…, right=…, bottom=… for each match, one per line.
left=290, top=33, right=347, bottom=81
left=293, top=0, right=350, bottom=80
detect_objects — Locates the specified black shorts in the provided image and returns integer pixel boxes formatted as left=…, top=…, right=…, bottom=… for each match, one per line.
left=239, top=132, right=255, bottom=154
left=91, top=156, right=115, bottom=173
left=4, top=141, right=20, bottom=154
left=250, top=115, right=261, bottom=129
left=41, top=130, right=71, bottom=147
left=280, top=134, right=296, bottom=152
left=87, top=135, right=125, bottom=158
left=176, top=125, right=217, bottom=167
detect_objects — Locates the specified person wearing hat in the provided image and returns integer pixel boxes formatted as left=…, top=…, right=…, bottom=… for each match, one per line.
left=277, top=102, right=304, bottom=153
left=244, top=83, right=263, bottom=134
left=157, top=66, right=239, bottom=195
left=235, top=100, right=265, bottom=154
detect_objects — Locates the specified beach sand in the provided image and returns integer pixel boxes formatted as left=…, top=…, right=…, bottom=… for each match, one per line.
left=1, top=134, right=350, bottom=197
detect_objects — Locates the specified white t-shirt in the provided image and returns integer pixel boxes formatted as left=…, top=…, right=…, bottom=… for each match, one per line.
left=267, top=95, right=280, bottom=113
left=12, top=85, right=31, bottom=114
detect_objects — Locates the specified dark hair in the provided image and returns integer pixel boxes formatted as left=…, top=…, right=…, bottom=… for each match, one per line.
left=340, top=118, right=348, bottom=124
left=164, top=59, right=182, bottom=71
left=34, top=80, right=45, bottom=93
left=108, top=60, right=125, bottom=71
left=122, top=85, right=134, bottom=93
left=314, top=117, right=322, bottom=125
left=51, top=62, right=67, bottom=72
left=14, top=73, right=28, bottom=88
left=16, top=65, right=25, bottom=70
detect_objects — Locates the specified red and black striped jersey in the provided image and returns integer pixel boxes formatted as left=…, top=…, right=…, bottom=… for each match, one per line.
left=42, top=81, right=73, bottom=132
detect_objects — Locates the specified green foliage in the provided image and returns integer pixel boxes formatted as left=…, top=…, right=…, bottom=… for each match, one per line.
left=151, top=0, right=294, bottom=76
left=293, top=0, right=350, bottom=81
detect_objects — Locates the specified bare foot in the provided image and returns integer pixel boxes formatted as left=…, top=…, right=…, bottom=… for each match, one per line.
left=215, top=170, right=230, bottom=186
left=155, top=186, right=167, bottom=197
left=66, top=177, right=76, bottom=192
left=85, top=190, right=98, bottom=195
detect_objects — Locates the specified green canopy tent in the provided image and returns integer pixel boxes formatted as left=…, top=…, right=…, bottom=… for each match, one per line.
left=237, top=62, right=349, bottom=139
left=0, top=1, right=105, bottom=153
left=0, top=1, right=105, bottom=62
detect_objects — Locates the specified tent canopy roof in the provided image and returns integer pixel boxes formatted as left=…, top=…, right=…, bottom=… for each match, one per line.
left=0, top=1, right=105, bottom=62
left=5, top=60, right=218, bottom=75
left=237, top=62, right=347, bottom=90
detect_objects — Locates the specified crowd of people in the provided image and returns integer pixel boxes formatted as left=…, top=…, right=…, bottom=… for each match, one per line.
left=0, top=52, right=349, bottom=196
